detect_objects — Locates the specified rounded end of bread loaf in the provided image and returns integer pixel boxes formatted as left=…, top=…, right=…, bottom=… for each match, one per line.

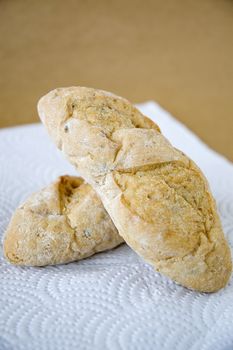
left=3, top=175, right=81, bottom=266
left=155, top=238, right=232, bottom=293
left=37, top=86, right=160, bottom=151
left=3, top=229, right=23, bottom=265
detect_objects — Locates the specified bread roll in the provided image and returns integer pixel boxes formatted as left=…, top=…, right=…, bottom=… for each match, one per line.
left=38, top=87, right=232, bottom=292
left=4, top=175, right=123, bottom=266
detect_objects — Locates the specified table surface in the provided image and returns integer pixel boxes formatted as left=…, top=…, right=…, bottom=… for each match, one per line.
left=0, top=0, right=233, bottom=161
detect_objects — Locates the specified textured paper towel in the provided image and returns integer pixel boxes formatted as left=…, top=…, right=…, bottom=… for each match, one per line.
left=0, top=102, right=233, bottom=350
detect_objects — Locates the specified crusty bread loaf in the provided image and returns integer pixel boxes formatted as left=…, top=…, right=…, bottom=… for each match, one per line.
left=38, top=87, right=232, bottom=292
left=4, top=175, right=123, bottom=266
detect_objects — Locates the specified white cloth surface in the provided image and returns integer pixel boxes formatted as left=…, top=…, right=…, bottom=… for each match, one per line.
left=0, top=102, right=233, bottom=350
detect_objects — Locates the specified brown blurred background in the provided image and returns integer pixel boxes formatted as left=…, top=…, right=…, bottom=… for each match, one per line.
left=0, top=0, right=233, bottom=160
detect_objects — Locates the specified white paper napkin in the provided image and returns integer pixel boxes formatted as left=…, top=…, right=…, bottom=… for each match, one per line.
left=0, top=102, right=233, bottom=350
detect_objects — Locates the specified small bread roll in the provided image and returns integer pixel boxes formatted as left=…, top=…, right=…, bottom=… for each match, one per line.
left=4, top=175, right=123, bottom=266
left=38, top=87, right=232, bottom=292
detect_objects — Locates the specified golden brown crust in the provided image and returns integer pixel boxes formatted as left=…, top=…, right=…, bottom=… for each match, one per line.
left=4, top=175, right=123, bottom=266
left=38, top=87, right=232, bottom=291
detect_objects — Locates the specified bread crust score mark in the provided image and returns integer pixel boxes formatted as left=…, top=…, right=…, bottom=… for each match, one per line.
left=38, top=87, right=232, bottom=292
left=4, top=175, right=123, bottom=266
